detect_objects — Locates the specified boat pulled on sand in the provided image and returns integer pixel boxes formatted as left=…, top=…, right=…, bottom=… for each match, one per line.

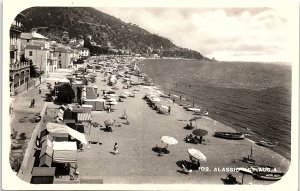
left=252, top=172, right=284, bottom=181
left=256, top=140, right=278, bottom=148
left=214, top=132, right=245, bottom=140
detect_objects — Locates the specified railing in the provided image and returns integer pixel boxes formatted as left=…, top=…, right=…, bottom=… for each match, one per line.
left=10, top=45, right=18, bottom=50
left=10, top=61, right=30, bottom=70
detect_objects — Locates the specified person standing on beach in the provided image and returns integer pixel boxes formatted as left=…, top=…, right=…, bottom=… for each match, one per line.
left=30, top=99, right=35, bottom=108
left=39, top=87, right=41, bottom=94
left=113, top=142, right=119, bottom=154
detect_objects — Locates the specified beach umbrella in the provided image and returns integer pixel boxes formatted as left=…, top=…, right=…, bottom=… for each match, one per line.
left=187, top=148, right=207, bottom=162
left=161, top=136, right=178, bottom=145
left=104, top=119, right=115, bottom=126
left=189, top=116, right=202, bottom=129
left=192, top=129, right=208, bottom=137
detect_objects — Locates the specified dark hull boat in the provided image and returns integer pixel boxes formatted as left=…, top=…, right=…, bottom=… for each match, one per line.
left=214, top=132, right=245, bottom=140
left=253, top=172, right=284, bottom=181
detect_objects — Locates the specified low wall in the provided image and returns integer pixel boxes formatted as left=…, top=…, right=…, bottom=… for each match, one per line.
left=17, top=102, right=48, bottom=183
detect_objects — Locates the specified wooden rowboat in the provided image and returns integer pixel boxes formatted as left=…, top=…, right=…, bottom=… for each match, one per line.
left=214, top=132, right=245, bottom=140
left=256, top=140, right=278, bottom=148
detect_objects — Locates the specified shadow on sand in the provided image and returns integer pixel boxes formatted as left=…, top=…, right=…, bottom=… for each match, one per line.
left=152, top=146, right=170, bottom=155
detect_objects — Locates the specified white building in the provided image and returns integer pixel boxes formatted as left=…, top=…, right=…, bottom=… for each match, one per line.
left=75, top=47, right=90, bottom=58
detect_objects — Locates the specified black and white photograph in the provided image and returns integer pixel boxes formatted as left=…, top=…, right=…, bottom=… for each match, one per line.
left=2, top=0, right=299, bottom=190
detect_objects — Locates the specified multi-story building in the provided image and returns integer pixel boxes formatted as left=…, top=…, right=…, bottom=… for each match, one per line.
left=48, top=50, right=58, bottom=73
left=75, top=47, right=90, bottom=59
left=20, top=31, right=49, bottom=53
left=54, top=47, right=74, bottom=69
left=24, top=45, right=51, bottom=75
left=9, top=13, right=30, bottom=94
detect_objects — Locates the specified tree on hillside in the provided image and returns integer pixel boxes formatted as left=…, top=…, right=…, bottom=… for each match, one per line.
left=55, top=83, right=75, bottom=103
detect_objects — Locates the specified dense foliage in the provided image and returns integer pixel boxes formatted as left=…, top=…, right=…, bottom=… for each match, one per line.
left=55, top=83, right=75, bottom=103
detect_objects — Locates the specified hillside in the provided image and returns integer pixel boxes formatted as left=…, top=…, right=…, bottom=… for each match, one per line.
left=20, top=7, right=209, bottom=60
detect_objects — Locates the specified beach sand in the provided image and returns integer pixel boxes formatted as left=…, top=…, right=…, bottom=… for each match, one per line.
left=74, top=69, right=290, bottom=184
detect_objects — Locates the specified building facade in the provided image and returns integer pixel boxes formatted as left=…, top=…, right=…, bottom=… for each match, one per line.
left=9, top=13, right=30, bottom=94
left=76, top=47, right=90, bottom=58
left=24, top=45, right=50, bottom=75
left=20, top=31, right=49, bottom=54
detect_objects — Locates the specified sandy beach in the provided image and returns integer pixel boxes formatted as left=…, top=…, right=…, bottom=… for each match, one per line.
left=71, top=65, right=290, bottom=184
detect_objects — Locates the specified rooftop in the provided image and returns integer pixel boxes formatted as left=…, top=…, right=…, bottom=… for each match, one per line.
left=21, top=31, right=48, bottom=40
left=24, top=45, right=49, bottom=50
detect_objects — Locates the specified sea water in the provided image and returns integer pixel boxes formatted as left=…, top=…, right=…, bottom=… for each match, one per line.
left=139, top=59, right=291, bottom=159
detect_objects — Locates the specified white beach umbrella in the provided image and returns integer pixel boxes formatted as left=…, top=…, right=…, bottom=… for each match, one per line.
left=187, top=148, right=207, bottom=162
left=161, top=136, right=178, bottom=145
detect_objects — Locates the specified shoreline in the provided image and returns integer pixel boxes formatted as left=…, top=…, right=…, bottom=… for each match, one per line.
left=11, top=56, right=291, bottom=184
left=148, top=83, right=290, bottom=162
left=138, top=58, right=291, bottom=161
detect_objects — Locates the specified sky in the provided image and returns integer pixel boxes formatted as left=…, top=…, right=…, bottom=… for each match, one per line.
left=97, top=7, right=290, bottom=62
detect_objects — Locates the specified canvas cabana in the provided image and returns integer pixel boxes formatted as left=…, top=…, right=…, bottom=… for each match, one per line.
left=52, top=141, right=77, bottom=163
left=76, top=112, right=92, bottom=135
left=46, top=123, right=88, bottom=145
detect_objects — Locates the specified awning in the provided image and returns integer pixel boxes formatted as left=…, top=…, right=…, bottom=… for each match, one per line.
left=31, top=167, right=56, bottom=177
left=53, top=141, right=77, bottom=151
left=46, top=123, right=87, bottom=145
left=53, top=150, right=77, bottom=163
left=77, top=113, right=92, bottom=122
left=64, top=119, right=76, bottom=124
left=46, top=123, right=69, bottom=134
left=49, top=133, right=69, bottom=138
left=67, top=127, right=88, bottom=145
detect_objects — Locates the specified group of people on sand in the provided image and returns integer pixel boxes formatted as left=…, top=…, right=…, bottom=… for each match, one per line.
left=185, top=134, right=203, bottom=144
left=181, top=155, right=201, bottom=174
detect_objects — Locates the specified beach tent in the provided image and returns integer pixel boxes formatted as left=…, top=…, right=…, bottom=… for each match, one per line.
left=77, top=112, right=92, bottom=123
left=30, top=167, right=56, bottom=184
left=84, top=99, right=105, bottom=111
left=46, top=123, right=69, bottom=134
left=53, top=141, right=77, bottom=150
left=39, top=154, right=53, bottom=167
left=39, top=137, right=54, bottom=167
left=46, top=123, right=88, bottom=145
left=58, top=78, right=70, bottom=84
left=52, top=141, right=77, bottom=163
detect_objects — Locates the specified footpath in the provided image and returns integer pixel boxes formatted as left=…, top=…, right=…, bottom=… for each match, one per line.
left=9, top=78, right=48, bottom=181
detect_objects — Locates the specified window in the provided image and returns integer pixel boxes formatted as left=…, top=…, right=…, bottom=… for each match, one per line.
left=29, top=51, right=33, bottom=56
left=10, top=51, right=15, bottom=59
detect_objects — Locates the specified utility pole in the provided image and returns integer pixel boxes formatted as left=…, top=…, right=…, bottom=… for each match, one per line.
left=40, top=55, right=42, bottom=85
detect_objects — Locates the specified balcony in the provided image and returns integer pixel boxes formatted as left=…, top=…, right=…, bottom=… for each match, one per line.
left=10, top=61, right=30, bottom=71
left=10, top=45, right=18, bottom=51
